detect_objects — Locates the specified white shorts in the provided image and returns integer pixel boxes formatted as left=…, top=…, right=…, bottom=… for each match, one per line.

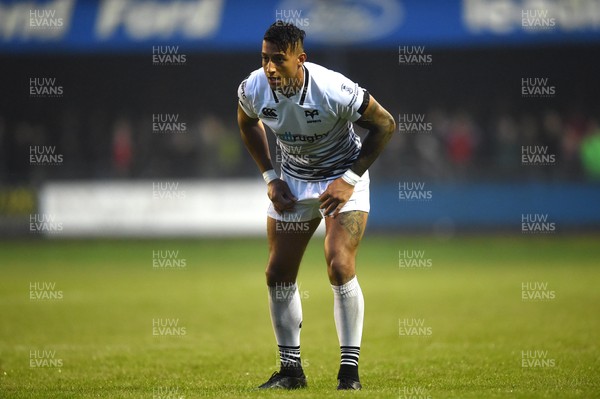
left=267, top=170, right=370, bottom=222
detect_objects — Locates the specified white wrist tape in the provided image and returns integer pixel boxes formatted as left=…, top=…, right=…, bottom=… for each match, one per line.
left=262, top=169, right=279, bottom=184
left=341, top=169, right=361, bottom=186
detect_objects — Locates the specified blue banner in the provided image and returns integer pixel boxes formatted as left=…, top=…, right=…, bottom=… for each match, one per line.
left=1, top=0, right=599, bottom=53
left=369, top=183, right=600, bottom=230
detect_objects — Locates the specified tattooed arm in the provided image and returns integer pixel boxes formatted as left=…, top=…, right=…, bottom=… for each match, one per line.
left=349, top=95, right=396, bottom=176
left=318, top=95, right=396, bottom=217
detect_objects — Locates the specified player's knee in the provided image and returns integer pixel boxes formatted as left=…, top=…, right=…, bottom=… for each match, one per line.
left=326, top=254, right=355, bottom=285
left=264, top=266, right=279, bottom=286
left=265, top=262, right=296, bottom=286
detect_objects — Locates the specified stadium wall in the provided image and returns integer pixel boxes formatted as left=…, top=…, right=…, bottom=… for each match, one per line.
left=370, top=182, right=600, bottom=233
left=31, top=181, right=600, bottom=237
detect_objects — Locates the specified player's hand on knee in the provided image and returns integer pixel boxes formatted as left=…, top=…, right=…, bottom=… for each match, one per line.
left=267, top=179, right=297, bottom=214
left=318, top=178, right=354, bottom=218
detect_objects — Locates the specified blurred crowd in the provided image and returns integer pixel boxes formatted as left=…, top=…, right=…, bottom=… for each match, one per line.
left=1, top=105, right=599, bottom=185
left=375, top=106, right=600, bottom=182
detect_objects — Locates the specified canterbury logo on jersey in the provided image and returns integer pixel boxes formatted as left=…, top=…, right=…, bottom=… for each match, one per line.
left=276, top=131, right=329, bottom=143
left=262, top=107, right=278, bottom=119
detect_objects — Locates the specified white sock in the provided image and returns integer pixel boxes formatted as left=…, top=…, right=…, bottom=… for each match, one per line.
left=268, top=282, right=303, bottom=348
left=332, top=276, right=364, bottom=369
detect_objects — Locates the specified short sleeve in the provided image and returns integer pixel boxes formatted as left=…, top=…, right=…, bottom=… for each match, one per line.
left=237, top=78, right=258, bottom=119
left=330, top=74, right=370, bottom=122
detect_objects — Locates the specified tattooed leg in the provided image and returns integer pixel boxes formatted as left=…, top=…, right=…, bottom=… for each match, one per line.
left=337, top=211, right=367, bottom=246
left=324, top=211, right=368, bottom=285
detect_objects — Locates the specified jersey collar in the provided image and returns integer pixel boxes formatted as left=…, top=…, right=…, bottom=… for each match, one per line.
left=270, top=64, right=310, bottom=105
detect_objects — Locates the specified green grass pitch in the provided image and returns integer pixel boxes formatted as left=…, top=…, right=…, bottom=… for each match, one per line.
left=0, top=235, right=599, bottom=398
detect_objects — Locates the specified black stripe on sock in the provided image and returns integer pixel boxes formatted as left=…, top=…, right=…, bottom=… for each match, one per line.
left=278, top=345, right=303, bottom=376
left=340, top=346, right=360, bottom=368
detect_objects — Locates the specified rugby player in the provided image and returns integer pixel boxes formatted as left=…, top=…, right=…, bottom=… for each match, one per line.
left=237, top=22, right=395, bottom=390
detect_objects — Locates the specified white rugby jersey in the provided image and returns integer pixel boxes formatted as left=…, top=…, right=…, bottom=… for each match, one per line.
left=237, top=62, right=370, bottom=181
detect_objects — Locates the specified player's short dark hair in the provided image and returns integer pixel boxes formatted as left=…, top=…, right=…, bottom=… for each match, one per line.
left=264, top=21, right=305, bottom=53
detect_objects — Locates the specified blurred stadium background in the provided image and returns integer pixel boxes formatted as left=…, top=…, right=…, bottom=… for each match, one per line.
left=1, top=0, right=599, bottom=236
left=1, top=1, right=600, bottom=397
